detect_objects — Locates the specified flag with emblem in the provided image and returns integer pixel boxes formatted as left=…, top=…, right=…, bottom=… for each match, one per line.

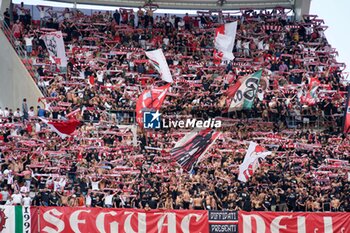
left=0, top=205, right=38, bottom=233
left=136, top=84, right=171, bottom=127
left=238, top=142, right=272, bottom=182
left=220, top=70, right=262, bottom=112
left=145, top=49, right=173, bottom=83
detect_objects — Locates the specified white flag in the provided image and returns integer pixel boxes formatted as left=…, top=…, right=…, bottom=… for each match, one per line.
left=238, top=142, right=272, bottom=182
left=41, top=31, right=67, bottom=68
left=214, top=22, right=237, bottom=62
left=145, top=49, right=173, bottom=83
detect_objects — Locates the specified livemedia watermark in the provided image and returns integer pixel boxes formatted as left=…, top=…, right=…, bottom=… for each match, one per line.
left=143, top=111, right=222, bottom=129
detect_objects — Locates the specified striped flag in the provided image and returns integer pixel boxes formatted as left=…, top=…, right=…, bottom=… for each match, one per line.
left=220, top=70, right=262, bottom=112
left=0, top=205, right=38, bottom=233
left=170, top=129, right=221, bottom=171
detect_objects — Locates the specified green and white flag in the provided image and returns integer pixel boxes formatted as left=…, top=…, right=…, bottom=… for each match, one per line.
left=0, top=205, right=37, bottom=233
left=221, top=70, right=262, bottom=112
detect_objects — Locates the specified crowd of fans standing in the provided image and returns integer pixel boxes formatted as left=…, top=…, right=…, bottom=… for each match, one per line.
left=0, top=3, right=349, bottom=212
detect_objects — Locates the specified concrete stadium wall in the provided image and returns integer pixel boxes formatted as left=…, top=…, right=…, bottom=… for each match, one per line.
left=0, top=29, right=43, bottom=111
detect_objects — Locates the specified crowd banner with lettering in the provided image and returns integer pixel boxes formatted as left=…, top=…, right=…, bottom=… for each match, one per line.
left=0, top=206, right=38, bottom=233
left=239, top=211, right=350, bottom=233
left=41, top=31, right=67, bottom=68
left=39, top=207, right=208, bottom=233
left=208, top=210, right=238, bottom=233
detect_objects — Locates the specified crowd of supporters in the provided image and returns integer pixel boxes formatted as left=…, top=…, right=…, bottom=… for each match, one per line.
left=0, top=3, right=349, bottom=212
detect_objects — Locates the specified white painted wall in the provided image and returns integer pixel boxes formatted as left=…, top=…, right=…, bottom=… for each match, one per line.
left=0, top=29, right=43, bottom=111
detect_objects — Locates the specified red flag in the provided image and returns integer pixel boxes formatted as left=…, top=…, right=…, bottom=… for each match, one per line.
left=343, top=86, right=350, bottom=134
left=135, top=84, right=170, bottom=127
left=40, top=118, right=80, bottom=139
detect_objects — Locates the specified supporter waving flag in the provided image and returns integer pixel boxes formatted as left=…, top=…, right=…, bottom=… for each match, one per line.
left=39, top=118, right=81, bottom=139
left=145, top=49, right=173, bottom=83
left=343, top=86, right=350, bottom=134
left=136, top=83, right=171, bottom=127
left=220, top=70, right=262, bottom=112
left=238, top=142, right=272, bottom=182
left=301, top=76, right=321, bottom=106
left=214, top=21, right=238, bottom=62
left=170, top=129, right=221, bottom=171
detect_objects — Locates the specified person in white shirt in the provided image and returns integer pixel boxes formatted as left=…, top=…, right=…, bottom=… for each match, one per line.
left=28, top=106, right=35, bottom=117
left=3, top=108, right=9, bottom=117
left=242, top=40, right=250, bottom=57
left=103, top=191, right=117, bottom=208
left=11, top=190, right=22, bottom=205
left=24, top=35, right=34, bottom=56
left=97, top=70, right=104, bottom=84
left=5, top=197, right=13, bottom=205
left=0, top=107, right=3, bottom=117
left=0, top=187, right=9, bottom=204
left=85, top=191, right=92, bottom=207
left=22, top=193, right=31, bottom=206
left=90, top=177, right=102, bottom=191
left=13, top=108, right=21, bottom=118
left=20, top=184, right=29, bottom=193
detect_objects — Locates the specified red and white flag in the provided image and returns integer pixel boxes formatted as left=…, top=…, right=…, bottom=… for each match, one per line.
left=300, top=76, right=321, bottom=106
left=238, top=142, right=272, bottom=182
left=214, top=21, right=237, bottom=62
left=40, top=118, right=80, bottom=139
left=135, top=84, right=170, bottom=127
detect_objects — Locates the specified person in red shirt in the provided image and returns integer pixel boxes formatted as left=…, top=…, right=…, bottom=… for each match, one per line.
left=183, top=13, right=191, bottom=30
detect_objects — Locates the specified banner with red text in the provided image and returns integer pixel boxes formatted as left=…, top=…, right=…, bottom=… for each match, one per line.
left=239, top=211, right=350, bottom=233
left=39, top=207, right=208, bottom=233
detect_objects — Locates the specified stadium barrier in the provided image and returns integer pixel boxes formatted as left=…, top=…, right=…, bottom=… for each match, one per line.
left=1, top=206, right=349, bottom=233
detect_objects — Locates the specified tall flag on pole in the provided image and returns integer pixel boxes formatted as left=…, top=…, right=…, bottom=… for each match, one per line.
left=170, top=129, right=221, bottom=171
left=40, top=31, right=67, bottom=68
left=343, top=86, right=350, bottom=134
left=136, top=84, right=171, bottom=127
left=214, top=21, right=237, bottom=63
left=220, top=70, right=262, bottom=112
left=145, top=49, right=173, bottom=83
left=238, top=142, right=272, bottom=182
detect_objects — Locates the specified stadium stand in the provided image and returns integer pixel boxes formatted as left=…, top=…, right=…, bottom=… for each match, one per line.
left=0, top=1, right=349, bottom=218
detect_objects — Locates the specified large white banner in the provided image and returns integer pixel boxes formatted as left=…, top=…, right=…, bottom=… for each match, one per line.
left=145, top=49, right=173, bottom=83
left=41, top=31, right=67, bottom=68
